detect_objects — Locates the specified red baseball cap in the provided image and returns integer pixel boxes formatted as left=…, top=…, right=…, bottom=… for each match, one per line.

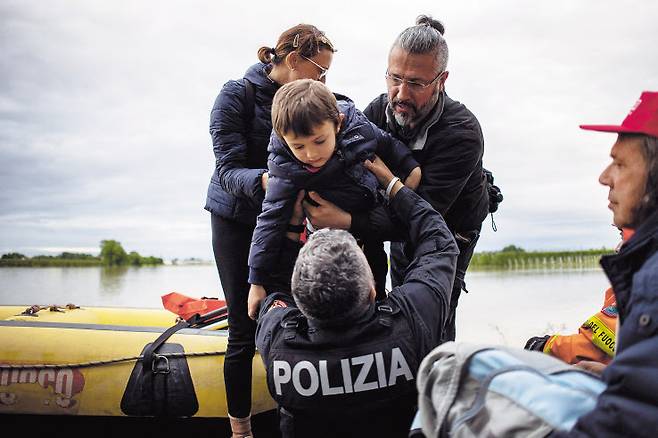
left=580, top=91, right=658, bottom=138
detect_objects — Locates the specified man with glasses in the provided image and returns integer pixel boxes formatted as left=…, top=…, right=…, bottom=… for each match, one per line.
left=362, top=15, right=490, bottom=342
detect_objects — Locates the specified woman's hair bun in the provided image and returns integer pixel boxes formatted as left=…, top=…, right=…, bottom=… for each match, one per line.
left=257, top=46, right=276, bottom=63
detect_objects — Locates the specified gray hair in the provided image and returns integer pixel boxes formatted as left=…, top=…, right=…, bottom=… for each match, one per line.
left=635, top=134, right=658, bottom=226
left=392, top=15, right=449, bottom=72
left=291, top=229, right=373, bottom=322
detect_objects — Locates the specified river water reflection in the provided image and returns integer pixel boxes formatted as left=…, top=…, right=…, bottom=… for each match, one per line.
left=0, top=265, right=610, bottom=349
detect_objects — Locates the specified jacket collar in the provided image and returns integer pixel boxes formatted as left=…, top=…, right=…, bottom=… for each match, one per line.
left=600, top=210, right=658, bottom=319
left=244, top=62, right=279, bottom=97
left=306, top=302, right=376, bottom=330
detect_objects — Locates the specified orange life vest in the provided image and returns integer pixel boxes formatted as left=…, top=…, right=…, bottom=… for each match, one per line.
left=161, top=292, right=226, bottom=321
left=543, top=286, right=618, bottom=365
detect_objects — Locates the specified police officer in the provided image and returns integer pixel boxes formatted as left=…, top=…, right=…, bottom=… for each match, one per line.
left=254, top=156, right=458, bottom=437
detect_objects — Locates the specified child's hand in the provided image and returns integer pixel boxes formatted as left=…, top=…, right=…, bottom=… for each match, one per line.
left=364, top=155, right=395, bottom=187
left=247, top=284, right=267, bottom=320
left=404, top=166, right=422, bottom=190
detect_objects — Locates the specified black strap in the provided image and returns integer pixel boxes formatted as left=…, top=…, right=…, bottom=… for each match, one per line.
left=142, top=319, right=190, bottom=371
left=281, top=317, right=301, bottom=341
left=190, top=305, right=229, bottom=327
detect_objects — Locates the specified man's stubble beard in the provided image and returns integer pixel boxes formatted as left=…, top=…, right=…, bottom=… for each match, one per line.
left=392, top=88, right=441, bottom=129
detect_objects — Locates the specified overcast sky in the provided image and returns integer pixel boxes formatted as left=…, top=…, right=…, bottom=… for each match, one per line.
left=1, top=0, right=656, bottom=260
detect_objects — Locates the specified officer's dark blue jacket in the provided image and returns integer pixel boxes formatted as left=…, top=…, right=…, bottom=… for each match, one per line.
left=555, top=210, right=658, bottom=438
left=204, top=63, right=279, bottom=225
left=255, top=187, right=458, bottom=437
left=247, top=100, right=419, bottom=286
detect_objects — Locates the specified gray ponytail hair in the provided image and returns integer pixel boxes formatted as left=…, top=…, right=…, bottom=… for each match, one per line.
left=392, top=15, right=449, bottom=72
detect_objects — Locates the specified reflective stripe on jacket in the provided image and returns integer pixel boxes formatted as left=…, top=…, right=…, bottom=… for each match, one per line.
left=544, top=287, right=617, bottom=365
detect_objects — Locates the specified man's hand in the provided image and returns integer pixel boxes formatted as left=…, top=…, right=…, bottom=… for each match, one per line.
left=364, top=156, right=404, bottom=198
left=574, top=360, right=607, bottom=376
left=364, top=155, right=395, bottom=187
left=303, top=191, right=352, bottom=230
left=291, top=190, right=305, bottom=225
left=248, top=284, right=267, bottom=320
left=286, top=190, right=306, bottom=240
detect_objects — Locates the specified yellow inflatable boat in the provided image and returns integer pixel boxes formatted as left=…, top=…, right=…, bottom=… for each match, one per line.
left=0, top=301, right=276, bottom=419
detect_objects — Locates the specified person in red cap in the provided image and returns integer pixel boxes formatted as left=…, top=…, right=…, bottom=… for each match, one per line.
left=551, top=91, right=658, bottom=437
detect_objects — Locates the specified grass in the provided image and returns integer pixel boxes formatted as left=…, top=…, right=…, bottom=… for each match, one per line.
left=470, top=248, right=613, bottom=270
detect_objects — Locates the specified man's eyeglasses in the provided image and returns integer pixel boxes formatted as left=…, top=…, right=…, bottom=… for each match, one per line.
left=301, top=55, right=329, bottom=80
left=385, top=70, right=444, bottom=92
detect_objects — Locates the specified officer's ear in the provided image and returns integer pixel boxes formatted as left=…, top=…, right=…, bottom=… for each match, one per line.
left=368, top=286, right=376, bottom=303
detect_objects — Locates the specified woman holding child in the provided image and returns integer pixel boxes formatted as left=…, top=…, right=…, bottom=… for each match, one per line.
left=204, top=24, right=336, bottom=437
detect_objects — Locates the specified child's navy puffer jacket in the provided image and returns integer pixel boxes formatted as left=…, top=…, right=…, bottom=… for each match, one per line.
left=248, top=99, right=418, bottom=286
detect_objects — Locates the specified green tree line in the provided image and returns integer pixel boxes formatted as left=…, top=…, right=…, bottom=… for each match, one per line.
left=0, top=240, right=163, bottom=267
left=470, top=245, right=614, bottom=270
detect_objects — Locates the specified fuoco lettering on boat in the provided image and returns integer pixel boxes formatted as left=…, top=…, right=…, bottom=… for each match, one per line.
left=0, top=367, right=85, bottom=399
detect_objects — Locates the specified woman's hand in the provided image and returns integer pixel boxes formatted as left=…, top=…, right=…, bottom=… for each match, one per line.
left=303, top=192, right=352, bottom=230
left=247, top=284, right=267, bottom=320
left=261, top=172, right=269, bottom=192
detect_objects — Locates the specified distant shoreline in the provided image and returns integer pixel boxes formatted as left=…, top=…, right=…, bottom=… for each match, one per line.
left=1, top=249, right=614, bottom=270
left=1, top=242, right=165, bottom=267
left=0, top=259, right=164, bottom=267
left=470, top=248, right=613, bottom=270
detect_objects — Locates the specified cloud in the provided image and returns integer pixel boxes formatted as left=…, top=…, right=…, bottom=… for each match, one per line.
left=1, top=0, right=656, bottom=260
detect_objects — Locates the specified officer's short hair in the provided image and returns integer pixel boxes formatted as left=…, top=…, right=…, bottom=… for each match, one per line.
left=392, top=15, right=449, bottom=73
left=291, top=228, right=373, bottom=322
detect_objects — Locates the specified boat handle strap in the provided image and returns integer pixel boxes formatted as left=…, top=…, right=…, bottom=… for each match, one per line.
left=142, top=319, right=190, bottom=371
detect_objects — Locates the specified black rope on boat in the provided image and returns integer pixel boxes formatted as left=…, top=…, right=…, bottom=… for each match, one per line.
left=0, top=350, right=226, bottom=371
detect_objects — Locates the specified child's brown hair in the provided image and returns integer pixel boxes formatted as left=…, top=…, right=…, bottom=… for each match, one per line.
left=271, top=79, right=341, bottom=138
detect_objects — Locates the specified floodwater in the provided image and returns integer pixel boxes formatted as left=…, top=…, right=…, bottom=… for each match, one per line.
left=0, top=265, right=610, bottom=349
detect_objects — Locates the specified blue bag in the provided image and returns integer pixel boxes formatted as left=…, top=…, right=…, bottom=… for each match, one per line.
left=411, top=342, right=606, bottom=437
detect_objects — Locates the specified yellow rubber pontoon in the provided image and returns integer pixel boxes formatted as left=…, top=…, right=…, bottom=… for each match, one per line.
left=0, top=304, right=275, bottom=418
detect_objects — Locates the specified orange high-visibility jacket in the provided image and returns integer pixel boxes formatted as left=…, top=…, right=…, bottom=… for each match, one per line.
left=543, top=287, right=617, bottom=365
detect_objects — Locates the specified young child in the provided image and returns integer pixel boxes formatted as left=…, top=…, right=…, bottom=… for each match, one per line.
left=247, top=79, right=421, bottom=311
